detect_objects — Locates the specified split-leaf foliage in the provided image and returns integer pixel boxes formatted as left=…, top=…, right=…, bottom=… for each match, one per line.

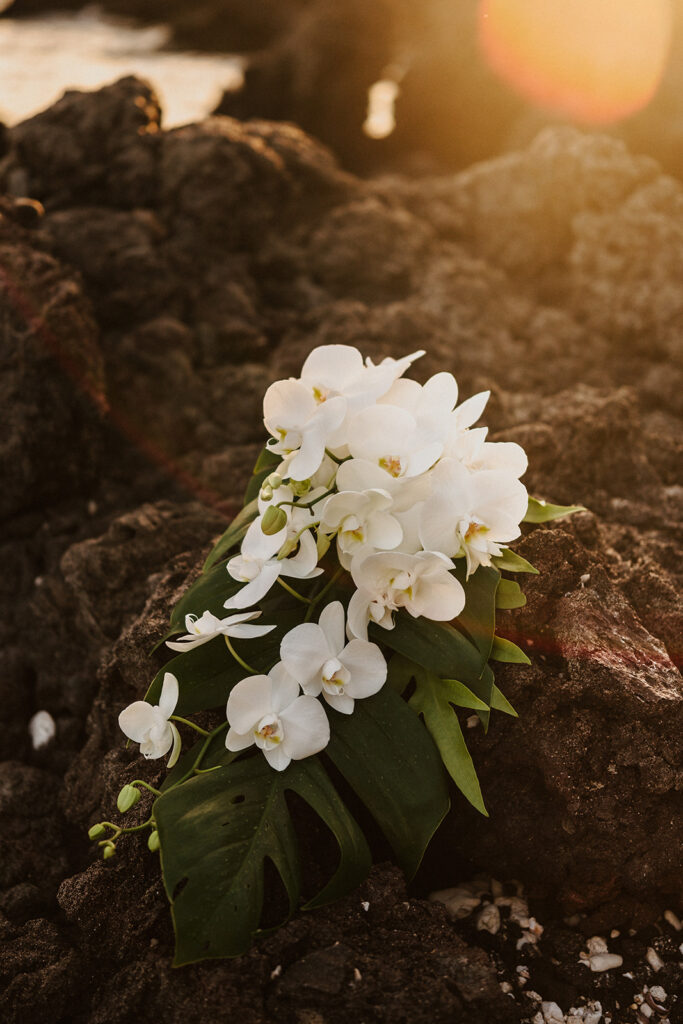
left=137, top=447, right=580, bottom=964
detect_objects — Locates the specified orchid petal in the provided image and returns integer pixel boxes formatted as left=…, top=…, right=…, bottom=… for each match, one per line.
left=339, top=640, right=387, bottom=698
left=225, top=728, right=255, bottom=752
left=167, top=723, right=182, bottom=768
left=226, top=675, right=272, bottom=734
left=263, top=745, right=291, bottom=772
left=279, top=696, right=330, bottom=759
left=323, top=692, right=355, bottom=715
left=158, top=672, right=179, bottom=719
left=318, top=601, right=345, bottom=655
left=118, top=701, right=157, bottom=743
left=268, top=662, right=301, bottom=712
left=280, top=623, right=329, bottom=689
left=224, top=560, right=282, bottom=609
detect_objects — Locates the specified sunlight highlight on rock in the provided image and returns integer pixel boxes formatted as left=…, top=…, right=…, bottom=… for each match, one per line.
left=478, top=0, right=673, bottom=124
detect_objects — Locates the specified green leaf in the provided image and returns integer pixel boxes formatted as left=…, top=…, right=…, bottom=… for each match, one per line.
left=385, top=652, right=418, bottom=695
left=452, top=564, right=500, bottom=662
left=154, top=755, right=371, bottom=965
left=495, top=578, right=527, bottom=609
left=492, top=549, right=539, bottom=574
left=169, top=560, right=243, bottom=633
left=491, top=684, right=518, bottom=718
left=490, top=635, right=531, bottom=665
left=524, top=497, right=586, bottom=523
left=203, top=499, right=259, bottom=572
left=326, top=686, right=450, bottom=878
left=244, top=446, right=280, bottom=505
left=408, top=666, right=487, bottom=815
left=375, top=611, right=486, bottom=693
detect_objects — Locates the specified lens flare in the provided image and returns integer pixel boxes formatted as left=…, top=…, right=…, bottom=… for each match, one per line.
left=479, top=0, right=673, bottom=124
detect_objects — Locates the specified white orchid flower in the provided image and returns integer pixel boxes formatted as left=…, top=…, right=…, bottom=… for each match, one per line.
left=263, top=378, right=347, bottom=481
left=225, top=515, right=323, bottom=610
left=450, top=427, right=528, bottom=479
left=118, top=672, right=181, bottom=766
left=344, top=404, right=443, bottom=481
left=280, top=601, right=386, bottom=714
left=347, top=550, right=466, bottom=640
left=419, top=458, right=528, bottom=577
left=225, top=662, right=330, bottom=771
left=165, top=610, right=275, bottom=652
left=319, top=488, right=402, bottom=568
left=335, top=457, right=432, bottom=514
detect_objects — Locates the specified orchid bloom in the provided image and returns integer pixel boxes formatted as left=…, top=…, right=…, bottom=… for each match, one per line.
left=263, top=379, right=347, bottom=482
left=319, top=488, right=402, bottom=568
left=119, top=672, right=181, bottom=766
left=419, top=458, right=529, bottom=577
left=450, top=427, right=528, bottom=479
left=280, top=601, right=386, bottom=714
left=165, top=610, right=275, bottom=652
left=226, top=663, right=330, bottom=771
left=225, top=515, right=322, bottom=610
left=347, top=550, right=466, bottom=640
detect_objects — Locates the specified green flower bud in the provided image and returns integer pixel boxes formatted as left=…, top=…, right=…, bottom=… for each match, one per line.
left=88, top=823, right=106, bottom=840
left=117, top=784, right=141, bottom=813
left=266, top=473, right=282, bottom=489
left=261, top=505, right=288, bottom=535
left=259, top=484, right=273, bottom=501
left=290, top=479, right=311, bottom=497
left=148, top=830, right=160, bottom=852
left=102, top=842, right=116, bottom=860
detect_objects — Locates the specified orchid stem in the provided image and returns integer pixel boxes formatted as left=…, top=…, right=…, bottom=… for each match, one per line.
left=170, top=716, right=210, bottom=737
left=304, top=568, right=345, bottom=621
left=130, top=780, right=162, bottom=797
left=224, top=635, right=259, bottom=674
left=276, top=578, right=312, bottom=604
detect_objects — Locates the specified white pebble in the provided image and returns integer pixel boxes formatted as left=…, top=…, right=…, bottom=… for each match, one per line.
left=28, top=710, right=56, bottom=749
left=429, top=887, right=481, bottom=920
left=580, top=573, right=591, bottom=587
left=541, top=1001, right=564, bottom=1023
left=587, top=953, right=623, bottom=972
left=476, top=903, right=501, bottom=934
left=466, top=714, right=479, bottom=729
left=649, top=985, right=667, bottom=1002
left=639, top=1005, right=653, bottom=1020
left=361, top=901, right=370, bottom=912
left=500, top=981, right=513, bottom=994
left=586, top=936, right=609, bottom=955
left=353, top=967, right=362, bottom=982
left=270, top=964, right=282, bottom=979
left=646, top=947, right=665, bottom=972
left=664, top=909, right=682, bottom=931
left=610, top=929, right=620, bottom=939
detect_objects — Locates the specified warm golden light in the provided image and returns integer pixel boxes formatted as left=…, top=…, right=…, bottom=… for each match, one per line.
left=479, top=0, right=673, bottom=124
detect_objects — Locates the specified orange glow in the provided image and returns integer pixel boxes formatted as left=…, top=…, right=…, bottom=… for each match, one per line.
left=479, top=0, right=673, bottom=124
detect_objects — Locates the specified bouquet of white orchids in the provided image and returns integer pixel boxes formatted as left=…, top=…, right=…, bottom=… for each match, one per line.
left=90, top=345, right=581, bottom=965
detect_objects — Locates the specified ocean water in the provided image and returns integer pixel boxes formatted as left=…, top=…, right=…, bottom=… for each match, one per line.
left=0, top=8, right=244, bottom=127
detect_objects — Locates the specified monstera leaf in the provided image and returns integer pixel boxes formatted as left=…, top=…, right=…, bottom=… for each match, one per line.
left=154, top=754, right=371, bottom=965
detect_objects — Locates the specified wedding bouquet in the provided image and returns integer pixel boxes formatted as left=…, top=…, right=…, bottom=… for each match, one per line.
left=90, top=345, right=581, bottom=964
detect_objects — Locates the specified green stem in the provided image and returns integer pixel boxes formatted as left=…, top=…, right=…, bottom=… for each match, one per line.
left=277, top=487, right=335, bottom=511
left=277, top=578, right=312, bottom=604
left=224, top=634, right=259, bottom=675
left=170, top=715, right=210, bottom=737
left=174, top=722, right=229, bottom=787
left=324, top=449, right=348, bottom=465
left=99, top=816, right=155, bottom=840
left=304, top=568, right=345, bottom=621
left=130, top=780, right=162, bottom=797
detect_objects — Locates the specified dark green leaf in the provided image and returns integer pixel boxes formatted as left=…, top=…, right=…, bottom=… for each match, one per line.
left=408, top=666, right=487, bottom=815
left=495, top=579, right=527, bottom=609
left=244, top=446, right=280, bottom=505
left=490, top=635, right=531, bottom=665
left=169, top=561, right=243, bottom=633
left=374, top=611, right=486, bottom=692
left=491, top=684, right=518, bottom=717
left=326, top=686, right=450, bottom=878
left=524, top=497, right=586, bottom=523
left=452, top=563, right=500, bottom=662
left=155, top=755, right=371, bottom=965
left=385, top=652, right=418, bottom=695
left=203, top=499, right=259, bottom=572
left=492, top=549, right=539, bottom=574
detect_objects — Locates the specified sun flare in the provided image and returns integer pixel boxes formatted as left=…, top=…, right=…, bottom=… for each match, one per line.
left=479, top=0, right=673, bottom=124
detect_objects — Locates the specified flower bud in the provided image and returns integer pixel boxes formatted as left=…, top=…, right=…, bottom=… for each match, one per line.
left=261, top=506, right=288, bottom=535
left=117, top=784, right=141, bottom=813
left=102, top=842, right=116, bottom=860
left=259, top=484, right=273, bottom=502
left=266, top=473, right=282, bottom=489
left=148, top=830, right=160, bottom=852
left=277, top=537, right=298, bottom=560
left=88, top=823, right=106, bottom=840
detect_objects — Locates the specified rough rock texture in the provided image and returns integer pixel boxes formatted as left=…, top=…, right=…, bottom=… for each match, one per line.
left=1, top=77, right=682, bottom=1021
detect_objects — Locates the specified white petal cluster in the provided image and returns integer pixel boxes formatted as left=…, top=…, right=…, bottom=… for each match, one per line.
left=124, top=345, right=529, bottom=775
left=227, top=344, right=529, bottom=642
left=119, top=672, right=182, bottom=765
